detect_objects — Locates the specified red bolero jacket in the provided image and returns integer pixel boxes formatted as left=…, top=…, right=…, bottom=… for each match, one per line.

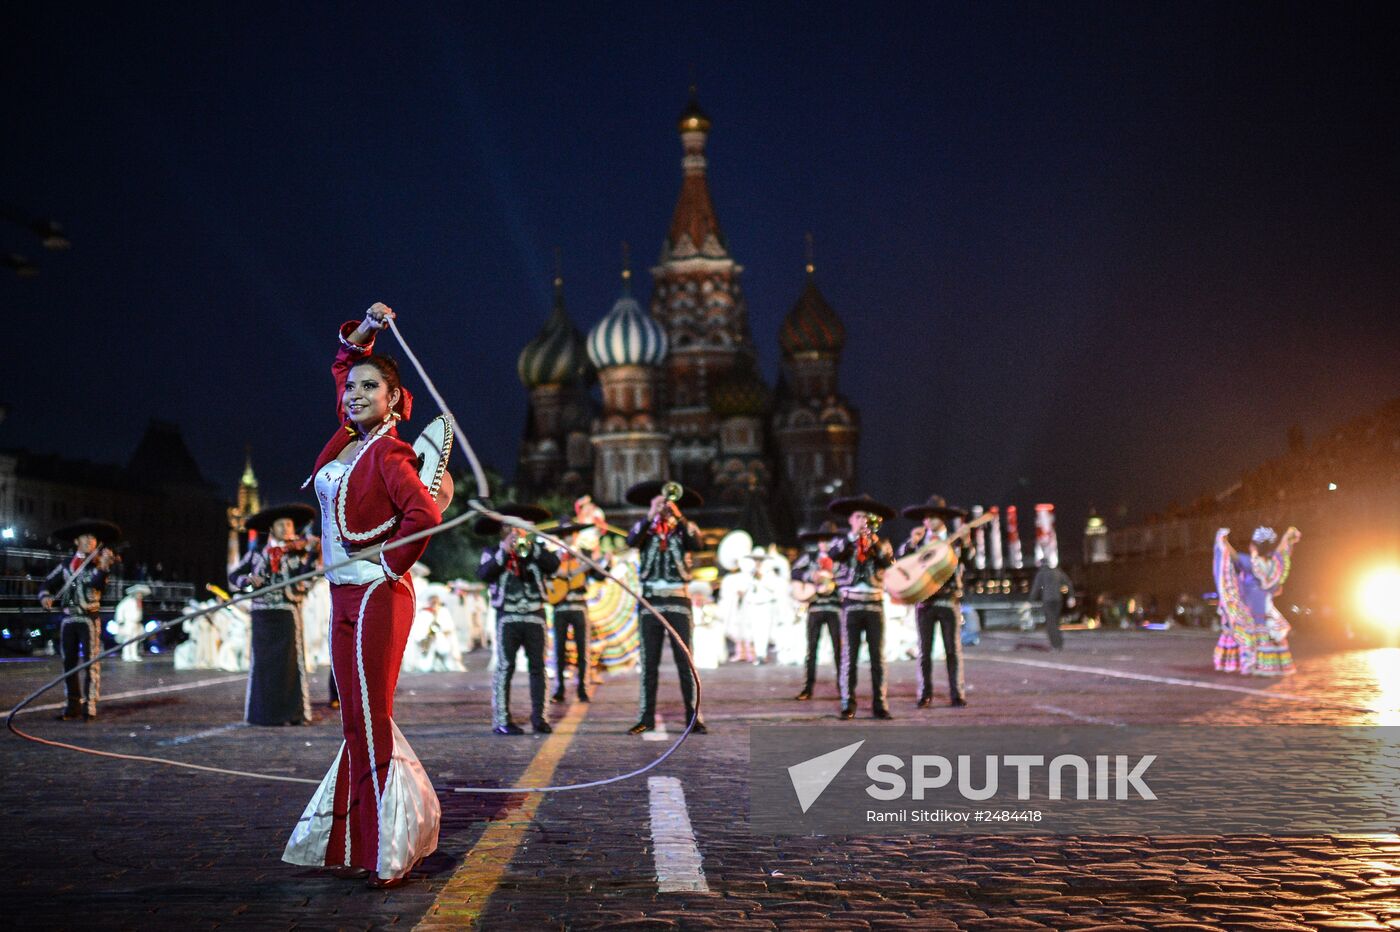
left=305, top=322, right=441, bottom=580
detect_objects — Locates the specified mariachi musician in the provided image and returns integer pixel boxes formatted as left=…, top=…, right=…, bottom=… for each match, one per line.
left=826, top=494, right=897, bottom=720
left=549, top=520, right=603, bottom=704
left=477, top=502, right=559, bottom=735
left=231, top=502, right=318, bottom=726
left=625, top=479, right=707, bottom=736
left=38, top=519, right=121, bottom=722
left=793, top=520, right=842, bottom=701
left=897, top=495, right=970, bottom=708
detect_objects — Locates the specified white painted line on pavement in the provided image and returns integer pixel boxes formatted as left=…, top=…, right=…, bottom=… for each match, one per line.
left=10, top=674, right=247, bottom=716
left=1034, top=704, right=1125, bottom=726
left=643, top=711, right=670, bottom=741
left=157, top=722, right=247, bottom=746
left=976, top=655, right=1367, bottom=708
left=648, top=776, right=710, bottom=893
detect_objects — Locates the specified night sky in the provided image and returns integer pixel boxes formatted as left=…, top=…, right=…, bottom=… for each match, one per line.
left=5, top=3, right=1398, bottom=547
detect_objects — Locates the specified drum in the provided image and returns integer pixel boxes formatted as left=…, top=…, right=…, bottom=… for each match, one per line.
left=885, top=539, right=958, bottom=605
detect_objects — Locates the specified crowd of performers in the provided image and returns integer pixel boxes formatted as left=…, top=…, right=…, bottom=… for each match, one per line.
left=30, top=302, right=1305, bottom=886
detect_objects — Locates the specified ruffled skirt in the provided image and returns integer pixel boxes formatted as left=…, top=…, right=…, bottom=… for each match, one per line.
left=282, top=721, right=439, bottom=880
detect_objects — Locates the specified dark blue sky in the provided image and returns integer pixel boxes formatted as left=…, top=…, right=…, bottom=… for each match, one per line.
left=5, top=2, right=1397, bottom=544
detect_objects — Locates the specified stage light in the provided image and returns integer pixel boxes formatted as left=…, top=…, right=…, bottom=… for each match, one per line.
left=1356, top=565, right=1400, bottom=629
left=1, top=527, right=14, bottom=539
left=1328, top=482, right=1338, bottom=491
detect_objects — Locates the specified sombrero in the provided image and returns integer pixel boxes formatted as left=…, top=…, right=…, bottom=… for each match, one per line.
left=624, top=480, right=704, bottom=509
left=798, top=520, right=841, bottom=543
left=473, top=502, right=551, bottom=536
left=901, top=494, right=970, bottom=522
left=124, top=584, right=152, bottom=597
left=828, top=494, right=895, bottom=520
left=550, top=521, right=592, bottom=537
left=51, top=519, right=123, bottom=546
left=245, top=503, right=317, bottom=536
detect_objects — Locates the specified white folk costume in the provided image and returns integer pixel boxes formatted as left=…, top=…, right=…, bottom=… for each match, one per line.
left=302, top=577, right=332, bottom=674
left=115, top=585, right=150, bottom=662
left=283, top=321, right=442, bottom=883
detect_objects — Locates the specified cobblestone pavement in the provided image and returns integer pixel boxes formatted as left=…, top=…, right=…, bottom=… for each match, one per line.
left=4, top=627, right=1400, bottom=930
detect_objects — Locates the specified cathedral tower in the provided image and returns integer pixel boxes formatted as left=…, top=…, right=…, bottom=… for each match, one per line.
left=587, top=266, right=670, bottom=505
left=649, top=92, right=754, bottom=492
left=516, top=274, right=594, bottom=497
left=774, top=255, right=859, bottom=529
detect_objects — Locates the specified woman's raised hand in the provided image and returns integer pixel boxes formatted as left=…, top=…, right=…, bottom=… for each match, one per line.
left=364, top=302, right=396, bottom=330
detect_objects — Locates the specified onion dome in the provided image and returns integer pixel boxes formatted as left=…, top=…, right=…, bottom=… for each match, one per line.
left=709, top=355, right=770, bottom=418
left=518, top=277, right=589, bottom=388
left=677, top=90, right=712, bottom=134
left=779, top=268, right=846, bottom=356
left=586, top=270, right=668, bottom=369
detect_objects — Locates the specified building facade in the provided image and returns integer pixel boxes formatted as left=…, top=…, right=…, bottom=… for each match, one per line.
left=516, top=96, right=860, bottom=536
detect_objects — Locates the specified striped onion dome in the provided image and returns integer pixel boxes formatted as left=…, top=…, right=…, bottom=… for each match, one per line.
left=586, top=274, right=668, bottom=369
left=779, top=272, right=846, bottom=355
left=518, top=278, right=589, bottom=388
left=709, top=354, right=770, bottom=418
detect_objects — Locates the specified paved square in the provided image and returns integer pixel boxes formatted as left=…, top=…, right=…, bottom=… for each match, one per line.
left=5, top=628, right=1400, bottom=930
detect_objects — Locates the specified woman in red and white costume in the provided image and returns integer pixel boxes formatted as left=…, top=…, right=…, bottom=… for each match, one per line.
left=283, top=302, right=443, bottom=888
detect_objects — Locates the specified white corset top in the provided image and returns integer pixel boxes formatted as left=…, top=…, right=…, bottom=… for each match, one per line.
left=315, top=459, right=386, bottom=586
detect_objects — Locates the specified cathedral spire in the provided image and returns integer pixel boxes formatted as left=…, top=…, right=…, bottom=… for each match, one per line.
left=666, top=89, right=726, bottom=260
left=240, top=446, right=257, bottom=488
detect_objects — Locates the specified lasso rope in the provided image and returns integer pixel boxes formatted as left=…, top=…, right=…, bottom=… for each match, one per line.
left=6, top=316, right=703, bottom=795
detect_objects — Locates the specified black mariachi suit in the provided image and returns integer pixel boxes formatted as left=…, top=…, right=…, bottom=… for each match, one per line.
left=792, top=547, right=842, bottom=695
left=627, top=514, right=701, bottom=729
left=480, top=543, right=561, bottom=728
left=552, top=554, right=601, bottom=698
left=827, top=532, right=895, bottom=715
left=895, top=534, right=967, bottom=704
left=39, top=554, right=110, bottom=718
left=229, top=538, right=313, bottom=725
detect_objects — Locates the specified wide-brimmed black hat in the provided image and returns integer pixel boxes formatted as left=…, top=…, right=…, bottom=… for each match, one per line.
left=828, top=494, right=895, bottom=520
left=549, top=521, right=593, bottom=537
left=901, top=494, right=969, bottom=522
left=246, top=503, right=318, bottom=536
left=798, top=520, right=842, bottom=543
left=473, top=502, right=551, bottom=536
left=51, top=519, right=123, bottom=546
left=624, top=480, right=704, bottom=509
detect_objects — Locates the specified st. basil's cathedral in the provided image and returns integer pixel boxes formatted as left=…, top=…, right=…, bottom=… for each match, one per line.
left=514, top=95, right=859, bottom=539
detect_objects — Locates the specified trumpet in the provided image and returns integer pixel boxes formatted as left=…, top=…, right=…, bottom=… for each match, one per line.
left=512, top=532, right=535, bottom=557
left=862, top=513, right=884, bottom=536
left=661, top=481, right=684, bottom=503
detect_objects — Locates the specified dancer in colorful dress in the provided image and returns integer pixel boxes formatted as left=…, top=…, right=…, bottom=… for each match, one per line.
left=1213, top=525, right=1302, bottom=676
left=283, top=302, right=442, bottom=888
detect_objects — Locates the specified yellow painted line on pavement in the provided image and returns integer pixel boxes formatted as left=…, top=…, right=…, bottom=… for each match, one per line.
left=416, top=694, right=595, bottom=929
